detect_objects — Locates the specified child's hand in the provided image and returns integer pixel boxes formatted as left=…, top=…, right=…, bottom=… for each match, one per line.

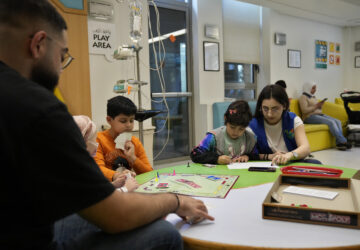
left=232, top=155, right=249, bottom=163
left=112, top=174, right=126, bottom=188
left=124, top=141, right=136, bottom=163
left=217, top=155, right=231, bottom=165
left=122, top=169, right=136, bottom=178
left=124, top=178, right=139, bottom=192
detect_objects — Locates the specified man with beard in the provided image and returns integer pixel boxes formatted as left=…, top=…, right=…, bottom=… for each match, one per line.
left=0, top=1, right=214, bottom=249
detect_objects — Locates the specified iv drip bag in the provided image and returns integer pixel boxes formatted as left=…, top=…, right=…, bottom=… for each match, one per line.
left=129, top=0, right=142, bottom=43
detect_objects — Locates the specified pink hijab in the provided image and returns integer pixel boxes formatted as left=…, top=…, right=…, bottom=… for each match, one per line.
left=73, top=115, right=98, bottom=156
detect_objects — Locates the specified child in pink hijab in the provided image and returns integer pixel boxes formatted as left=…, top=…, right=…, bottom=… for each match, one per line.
left=73, top=115, right=139, bottom=192
left=73, top=115, right=98, bottom=157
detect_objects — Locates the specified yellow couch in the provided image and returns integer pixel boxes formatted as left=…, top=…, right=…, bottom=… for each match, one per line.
left=335, top=98, right=360, bottom=110
left=289, top=99, right=348, bottom=152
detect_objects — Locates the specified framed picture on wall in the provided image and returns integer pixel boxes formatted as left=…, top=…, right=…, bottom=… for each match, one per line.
left=203, top=41, right=220, bottom=71
left=356, top=56, right=360, bottom=68
left=288, top=49, right=301, bottom=68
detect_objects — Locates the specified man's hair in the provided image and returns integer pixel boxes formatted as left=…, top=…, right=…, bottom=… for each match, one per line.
left=0, top=0, right=67, bottom=32
left=254, top=84, right=289, bottom=119
left=275, top=80, right=287, bottom=89
left=224, top=100, right=252, bottom=127
left=107, top=96, right=137, bottom=118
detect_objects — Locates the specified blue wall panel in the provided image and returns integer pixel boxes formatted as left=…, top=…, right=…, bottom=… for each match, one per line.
left=59, top=0, right=84, bottom=10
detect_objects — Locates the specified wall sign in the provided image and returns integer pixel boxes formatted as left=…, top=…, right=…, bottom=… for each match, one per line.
left=203, top=41, right=220, bottom=71
left=88, top=20, right=116, bottom=60
left=288, top=49, right=301, bottom=68
left=355, top=56, right=360, bottom=68
left=315, top=40, right=327, bottom=69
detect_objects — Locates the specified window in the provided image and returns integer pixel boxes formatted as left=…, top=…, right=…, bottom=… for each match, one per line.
left=224, top=62, right=257, bottom=101
left=149, top=2, right=191, bottom=162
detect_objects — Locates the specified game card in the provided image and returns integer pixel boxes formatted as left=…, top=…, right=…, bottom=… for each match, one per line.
left=115, top=132, right=132, bottom=150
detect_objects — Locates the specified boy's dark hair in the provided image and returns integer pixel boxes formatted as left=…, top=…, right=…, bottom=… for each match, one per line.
left=0, top=0, right=67, bottom=32
left=275, top=80, right=287, bottom=89
left=224, top=100, right=252, bottom=127
left=107, top=96, right=137, bottom=118
left=254, top=84, right=289, bottom=119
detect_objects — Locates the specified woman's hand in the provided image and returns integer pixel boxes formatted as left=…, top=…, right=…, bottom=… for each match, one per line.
left=268, top=151, right=285, bottom=161
left=271, top=152, right=292, bottom=165
left=232, top=155, right=249, bottom=163
left=217, top=155, right=231, bottom=165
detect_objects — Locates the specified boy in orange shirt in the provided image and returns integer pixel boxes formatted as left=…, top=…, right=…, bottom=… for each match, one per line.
left=94, top=96, right=153, bottom=182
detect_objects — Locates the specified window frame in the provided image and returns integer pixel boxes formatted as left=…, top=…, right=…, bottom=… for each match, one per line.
left=224, top=61, right=257, bottom=101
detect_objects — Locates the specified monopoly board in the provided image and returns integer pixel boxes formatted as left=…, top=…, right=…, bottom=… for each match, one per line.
left=136, top=173, right=238, bottom=198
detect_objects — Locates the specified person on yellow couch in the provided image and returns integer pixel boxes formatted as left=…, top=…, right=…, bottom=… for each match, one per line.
left=299, top=81, right=351, bottom=151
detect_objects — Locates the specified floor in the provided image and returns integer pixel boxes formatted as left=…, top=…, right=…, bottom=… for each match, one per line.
left=155, top=147, right=360, bottom=170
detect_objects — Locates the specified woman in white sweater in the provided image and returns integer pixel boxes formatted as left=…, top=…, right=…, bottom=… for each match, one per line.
left=299, top=82, right=351, bottom=151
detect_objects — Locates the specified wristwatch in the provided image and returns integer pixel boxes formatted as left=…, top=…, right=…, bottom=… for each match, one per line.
left=291, top=151, right=298, bottom=160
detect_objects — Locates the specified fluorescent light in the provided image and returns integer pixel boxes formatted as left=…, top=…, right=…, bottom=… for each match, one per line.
left=148, top=29, right=186, bottom=44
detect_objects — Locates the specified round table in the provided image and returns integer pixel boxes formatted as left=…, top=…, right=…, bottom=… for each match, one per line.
left=136, top=163, right=360, bottom=249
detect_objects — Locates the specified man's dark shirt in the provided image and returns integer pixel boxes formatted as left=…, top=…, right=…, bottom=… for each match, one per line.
left=0, top=61, right=115, bottom=249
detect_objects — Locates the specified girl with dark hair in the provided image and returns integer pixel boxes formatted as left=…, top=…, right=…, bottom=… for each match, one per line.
left=191, top=100, right=258, bottom=165
left=249, top=85, right=321, bottom=165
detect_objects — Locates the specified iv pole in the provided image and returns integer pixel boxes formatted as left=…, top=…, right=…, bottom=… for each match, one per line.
left=128, top=45, right=160, bottom=145
left=113, top=0, right=161, bottom=145
left=133, top=45, right=144, bottom=144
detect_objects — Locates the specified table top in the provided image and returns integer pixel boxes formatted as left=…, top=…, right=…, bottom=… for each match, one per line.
left=136, top=163, right=360, bottom=249
left=136, top=162, right=358, bottom=188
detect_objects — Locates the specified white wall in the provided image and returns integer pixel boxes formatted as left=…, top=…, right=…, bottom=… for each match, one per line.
left=88, top=0, right=152, bottom=131
left=223, top=0, right=260, bottom=64
left=88, top=0, right=154, bottom=164
left=268, top=10, right=345, bottom=101
left=192, top=0, right=224, bottom=144
left=222, top=0, right=357, bottom=101
left=344, top=26, right=360, bottom=91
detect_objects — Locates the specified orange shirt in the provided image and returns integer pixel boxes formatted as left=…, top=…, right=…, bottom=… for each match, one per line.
left=94, top=130, right=153, bottom=181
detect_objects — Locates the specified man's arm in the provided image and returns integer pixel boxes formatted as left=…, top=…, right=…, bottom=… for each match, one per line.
left=79, top=191, right=214, bottom=234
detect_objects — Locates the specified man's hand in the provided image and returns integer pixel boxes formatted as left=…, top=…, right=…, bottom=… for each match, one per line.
left=175, top=195, right=214, bottom=223
left=232, top=155, right=249, bottom=163
left=124, top=141, right=136, bottom=164
left=217, top=155, right=231, bottom=165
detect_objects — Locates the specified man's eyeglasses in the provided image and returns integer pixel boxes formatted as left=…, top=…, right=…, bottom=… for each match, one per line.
left=61, top=52, right=74, bottom=70
left=261, top=106, right=281, bottom=113
left=46, top=35, right=74, bottom=70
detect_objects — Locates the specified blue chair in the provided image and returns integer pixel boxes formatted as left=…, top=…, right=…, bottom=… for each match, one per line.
left=212, top=101, right=257, bottom=129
